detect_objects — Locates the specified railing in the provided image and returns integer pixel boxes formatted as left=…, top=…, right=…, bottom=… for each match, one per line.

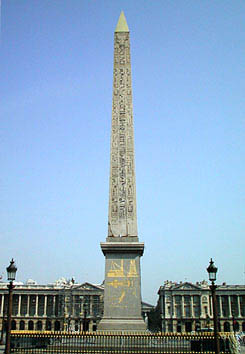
left=9, top=331, right=238, bottom=353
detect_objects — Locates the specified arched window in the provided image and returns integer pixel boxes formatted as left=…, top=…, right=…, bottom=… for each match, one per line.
left=46, top=320, right=52, bottom=331
left=11, top=320, right=16, bottom=330
left=54, top=321, right=60, bottom=331
left=36, top=321, right=42, bottom=331
left=28, top=320, right=34, bottom=330
left=195, top=321, right=201, bottom=331
left=177, top=321, right=181, bottom=333
left=3, top=321, right=7, bottom=331
left=233, top=321, right=239, bottom=332
left=167, top=323, right=172, bottom=332
left=185, top=321, right=192, bottom=332
left=19, top=321, right=25, bottom=330
left=224, top=322, right=230, bottom=332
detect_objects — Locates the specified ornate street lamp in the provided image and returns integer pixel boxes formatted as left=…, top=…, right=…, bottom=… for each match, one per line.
left=5, top=259, right=17, bottom=354
left=207, top=258, right=220, bottom=354
left=207, top=259, right=217, bottom=282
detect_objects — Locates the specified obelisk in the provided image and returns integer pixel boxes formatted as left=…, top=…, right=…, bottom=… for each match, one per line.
left=98, top=12, right=146, bottom=331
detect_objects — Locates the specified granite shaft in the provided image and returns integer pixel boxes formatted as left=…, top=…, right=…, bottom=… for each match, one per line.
left=108, top=16, right=137, bottom=238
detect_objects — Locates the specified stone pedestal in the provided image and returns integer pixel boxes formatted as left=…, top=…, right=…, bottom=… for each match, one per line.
left=98, top=241, right=146, bottom=331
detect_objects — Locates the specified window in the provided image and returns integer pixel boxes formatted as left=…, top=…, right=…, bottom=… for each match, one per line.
left=176, top=306, right=181, bottom=317
left=92, top=296, right=101, bottom=316
left=175, top=296, right=181, bottom=304
left=20, top=295, right=28, bottom=316
left=19, top=321, right=25, bottom=330
left=38, top=296, right=45, bottom=316
left=36, top=321, right=42, bottom=330
left=47, top=296, right=54, bottom=316
left=194, top=305, right=200, bottom=317
left=28, top=321, right=34, bottom=330
left=11, top=320, right=16, bottom=330
left=185, top=306, right=190, bottom=317
left=12, top=295, right=19, bottom=316
left=29, top=295, right=36, bottom=316
left=167, top=306, right=171, bottom=316
left=46, top=320, right=51, bottom=331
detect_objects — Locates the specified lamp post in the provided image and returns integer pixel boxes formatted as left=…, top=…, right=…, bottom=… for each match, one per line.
left=207, top=258, right=220, bottom=354
left=5, top=259, right=17, bottom=354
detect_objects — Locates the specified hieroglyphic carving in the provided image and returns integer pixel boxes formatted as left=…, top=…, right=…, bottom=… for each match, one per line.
left=108, top=31, right=138, bottom=237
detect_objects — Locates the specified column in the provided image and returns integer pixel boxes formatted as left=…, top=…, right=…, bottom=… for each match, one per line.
left=0, top=295, right=4, bottom=316
left=18, top=295, right=21, bottom=316
left=89, top=296, right=92, bottom=316
left=53, top=295, right=56, bottom=317
left=208, top=295, right=212, bottom=317
left=237, top=296, right=241, bottom=318
left=27, top=295, right=30, bottom=316
left=172, top=296, right=176, bottom=318
left=219, top=296, right=223, bottom=318
left=181, top=296, right=185, bottom=317
left=71, top=294, right=74, bottom=316
left=228, top=296, right=232, bottom=318
left=35, top=295, right=39, bottom=316
left=190, top=296, right=194, bottom=318
left=44, top=296, right=47, bottom=317
left=160, top=293, right=164, bottom=317
left=197, top=295, right=201, bottom=318
left=200, top=296, right=205, bottom=318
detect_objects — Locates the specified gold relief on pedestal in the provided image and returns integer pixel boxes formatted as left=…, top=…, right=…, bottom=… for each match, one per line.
left=107, top=259, right=138, bottom=279
left=128, top=260, right=137, bottom=277
left=108, top=279, right=135, bottom=289
left=106, top=260, right=138, bottom=307
left=107, top=260, right=124, bottom=277
left=118, top=291, right=125, bottom=304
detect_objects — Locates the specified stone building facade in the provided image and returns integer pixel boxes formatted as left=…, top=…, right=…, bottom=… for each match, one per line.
left=0, top=279, right=104, bottom=333
left=0, top=278, right=152, bottom=333
left=155, top=281, right=245, bottom=333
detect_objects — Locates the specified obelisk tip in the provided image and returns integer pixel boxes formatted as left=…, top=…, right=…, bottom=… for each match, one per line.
left=115, top=11, right=129, bottom=32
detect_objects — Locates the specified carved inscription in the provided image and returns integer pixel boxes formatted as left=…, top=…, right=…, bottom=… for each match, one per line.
left=108, top=31, right=138, bottom=237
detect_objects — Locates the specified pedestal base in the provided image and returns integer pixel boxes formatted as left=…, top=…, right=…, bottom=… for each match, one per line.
left=99, top=241, right=145, bottom=332
left=97, top=317, right=147, bottom=332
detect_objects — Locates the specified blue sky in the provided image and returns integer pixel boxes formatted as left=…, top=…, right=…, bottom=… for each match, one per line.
left=1, top=1, right=244, bottom=304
